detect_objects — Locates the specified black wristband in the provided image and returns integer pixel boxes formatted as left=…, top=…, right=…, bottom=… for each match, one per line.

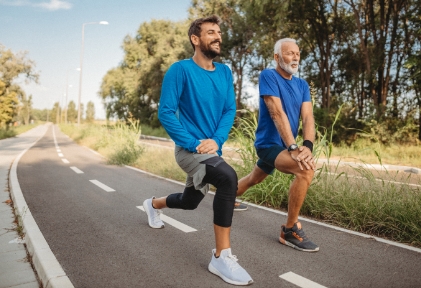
left=303, top=140, right=313, bottom=152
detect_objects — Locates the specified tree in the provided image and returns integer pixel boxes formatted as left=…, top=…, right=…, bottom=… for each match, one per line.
left=85, top=101, right=95, bottom=123
left=189, top=0, right=259, bottom=111
left=51, top=102, right=60, bottom=124
left=0, top=44, right=38, bottom=127
left=19, top=94, right=32, bottom=125
left=100, top=20, right=191, bottom=125
left=67, top=101, right=77, bottom=123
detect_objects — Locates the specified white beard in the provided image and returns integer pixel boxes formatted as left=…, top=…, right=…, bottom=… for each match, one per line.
left=279, top=58, right=299, bottom=75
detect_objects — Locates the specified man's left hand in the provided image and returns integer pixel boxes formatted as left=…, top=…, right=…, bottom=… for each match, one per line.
left=196, top=139, right=219, bottom=154
left=295, top=146, right=316, bottom=170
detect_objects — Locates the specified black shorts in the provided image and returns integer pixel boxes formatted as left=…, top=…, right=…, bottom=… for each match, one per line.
left=256, top=145, right=286, bottom=174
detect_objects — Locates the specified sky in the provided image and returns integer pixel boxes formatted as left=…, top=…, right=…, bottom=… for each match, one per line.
left=0, top=0, right=192, bottom=119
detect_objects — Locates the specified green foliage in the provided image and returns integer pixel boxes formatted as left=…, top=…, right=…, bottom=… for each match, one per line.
left=231, top=109, right=421, bottom=247
left=0, top=44, right=38, bottom=127
left=0, top=127, right=16, bottom=139
left=85, top=101, right=95, bottom=123
left=60, top=119, right=144, bottom=166
left=67, top=101, right=77, bottom=123
left=100, top=20, right=192, bottom=125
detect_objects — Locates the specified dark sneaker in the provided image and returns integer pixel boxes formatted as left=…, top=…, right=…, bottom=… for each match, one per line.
left=234, top=201, right=248, bottom=211
left=279, top=222, right=319, bottom=252
left=208, top=248, right=253, bottom=286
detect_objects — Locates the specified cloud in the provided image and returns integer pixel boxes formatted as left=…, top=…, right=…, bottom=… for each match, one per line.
left=0, top=0, right=72, bottom=10
left=35, top=0, right=72, bottom=11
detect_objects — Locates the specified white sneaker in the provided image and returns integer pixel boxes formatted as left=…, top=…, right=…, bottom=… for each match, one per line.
left=208, top=248, right=253, bottom=286
left=142, top=197, right=164, bottom=229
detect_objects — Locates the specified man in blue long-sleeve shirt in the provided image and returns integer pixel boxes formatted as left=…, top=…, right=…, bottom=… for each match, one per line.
left=142, top=15, right=253, bottom=286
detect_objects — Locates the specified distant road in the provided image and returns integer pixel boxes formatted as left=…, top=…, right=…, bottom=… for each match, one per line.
left=17, top=125, right=421, bottom=287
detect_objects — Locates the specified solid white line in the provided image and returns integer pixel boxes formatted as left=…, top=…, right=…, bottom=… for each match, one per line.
left=70, top=166, right=83, bottom=174
left=125, top=165, right=421, bottom=254
left=137, top=206, right=197, bottom=233
left=89, top=180, right=115, bottom=192
left=58, top=153, right=63, bottom=157
left=62, top=159, right=69, bottom=164
left=280, top=272, right=327, bottom=288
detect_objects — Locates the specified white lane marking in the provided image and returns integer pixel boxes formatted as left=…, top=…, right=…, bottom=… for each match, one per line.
left=58, top=153, right=64, bottom=157
left=137, top=206, right=197, bottom=233
left=70, top=166, right=84, bottom=174
left=57, top=149, right=61, bottom=152
left=62, top=159, right=70, bottom=164
left=125, top=165, right=421, bottom=254
left=280, top=272, right=327, bottom=288
left=89, top=180, right=115, bottom=192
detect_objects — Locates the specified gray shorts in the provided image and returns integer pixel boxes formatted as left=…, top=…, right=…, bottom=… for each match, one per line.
left=175, top=146, right=223, bottom=195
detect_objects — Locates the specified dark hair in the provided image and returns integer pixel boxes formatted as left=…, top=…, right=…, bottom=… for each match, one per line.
left=188, top=15, right=221, bottom=50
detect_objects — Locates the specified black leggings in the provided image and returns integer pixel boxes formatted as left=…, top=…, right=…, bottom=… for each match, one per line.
left=166, top=161, right=237, bottom=227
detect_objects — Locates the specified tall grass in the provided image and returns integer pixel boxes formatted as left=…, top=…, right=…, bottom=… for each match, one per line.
left=60, top=119, right=143, bottom=166
left=231, top=110, right=421, bottom=247
left=0, top=123, right=39, bottom=140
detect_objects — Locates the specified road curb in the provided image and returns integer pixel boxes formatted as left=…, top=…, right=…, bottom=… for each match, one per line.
left=9, top=125, right=74, bottom=288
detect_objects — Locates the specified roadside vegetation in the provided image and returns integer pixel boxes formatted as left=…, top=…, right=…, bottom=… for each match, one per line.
left=59, top=117, right=421, bottom=248
left=231, top=111, right=421, bottom=248
left=60, top=118, right=143, bottom=166
left=0, top=122, right=41, bottom=140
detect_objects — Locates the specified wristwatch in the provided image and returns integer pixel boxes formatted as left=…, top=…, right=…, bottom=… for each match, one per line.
left=287, top=144, right=298, bottom=152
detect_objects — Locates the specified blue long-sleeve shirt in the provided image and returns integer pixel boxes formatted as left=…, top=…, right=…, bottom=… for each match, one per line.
left=158, top=58, right=236, bottom=156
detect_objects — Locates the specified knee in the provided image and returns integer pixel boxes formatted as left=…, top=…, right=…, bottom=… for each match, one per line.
left=219, top=165, right=238, bottom=192
left=296, top=169, right=314, bottom=185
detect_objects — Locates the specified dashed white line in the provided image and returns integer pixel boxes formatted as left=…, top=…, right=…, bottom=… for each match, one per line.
left=57, top=149, right=61, bottom=152
left=280, top=272, right=327, bottom=288
left=58, top=153, right=64, bottom=157
left=62, top=159, right=69, bottom=164
left=137, top=206, right=197, bottom=233
left=70, top=166, right=84, bottom=174
left=89, top=180, right=115, bottom=192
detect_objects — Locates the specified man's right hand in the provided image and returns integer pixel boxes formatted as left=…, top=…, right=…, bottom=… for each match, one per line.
left=289, top=148, right=315, bottom=171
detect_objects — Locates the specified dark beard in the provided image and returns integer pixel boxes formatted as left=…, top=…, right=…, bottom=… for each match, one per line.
left=199, top=40, right=220, bottom=59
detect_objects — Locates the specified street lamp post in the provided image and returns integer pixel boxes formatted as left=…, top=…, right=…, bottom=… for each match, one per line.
left=77, top=21, right=108, bottom=126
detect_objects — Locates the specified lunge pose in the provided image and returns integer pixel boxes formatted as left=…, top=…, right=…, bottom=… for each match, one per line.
left=237, top=38, right=319, bottom=252
left=142, top=15, right=253, bottom=286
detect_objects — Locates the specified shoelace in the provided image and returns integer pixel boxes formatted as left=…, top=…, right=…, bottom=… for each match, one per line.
left=293, top=227, right=309, bottom=241
left=152, top=209, right=163, bottom=223
left=226, top=254, right=240, bottom=271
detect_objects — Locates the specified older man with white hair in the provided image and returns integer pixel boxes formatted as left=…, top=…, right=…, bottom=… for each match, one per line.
left=236, top=38, right=318, bottom=252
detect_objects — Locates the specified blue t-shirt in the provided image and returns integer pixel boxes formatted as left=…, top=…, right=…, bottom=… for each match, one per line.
left=255, top=69, right=311, bottom=149
left=158, top=58, right=236, bottom=156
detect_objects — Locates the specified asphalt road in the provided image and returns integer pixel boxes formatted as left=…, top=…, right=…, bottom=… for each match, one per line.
left=17, top=125, right=421, bottom=287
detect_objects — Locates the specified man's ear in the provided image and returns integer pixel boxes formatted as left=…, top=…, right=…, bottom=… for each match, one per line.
left=191, top=34, right=200, bottom=47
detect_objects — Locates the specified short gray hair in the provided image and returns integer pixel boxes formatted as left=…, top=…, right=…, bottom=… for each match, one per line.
left=274, top=38, right=297, bottom=55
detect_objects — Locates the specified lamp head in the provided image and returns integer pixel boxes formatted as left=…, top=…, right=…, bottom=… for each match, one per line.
left=99, top=21, right=109, bottom=25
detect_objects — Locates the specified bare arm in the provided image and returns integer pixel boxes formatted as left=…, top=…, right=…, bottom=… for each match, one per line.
left=301, top=102, right=315, bottom=143
left=264, top=96, right=296, bottom=148
left=264, top=96, right=315, bottom=170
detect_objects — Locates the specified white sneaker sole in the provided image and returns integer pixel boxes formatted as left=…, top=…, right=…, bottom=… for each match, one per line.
left=142, top=200, right=164, bottom=229
left=208, top=262, right=253, bottom=286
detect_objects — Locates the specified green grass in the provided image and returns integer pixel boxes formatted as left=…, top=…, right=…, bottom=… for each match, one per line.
left=231, top=110, right=421, bottom=247
left=0, top=123, right=41, bottom=140
left=60, top=119, right=144, bottom=166
left=61, top=119, right=421, bottom=248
